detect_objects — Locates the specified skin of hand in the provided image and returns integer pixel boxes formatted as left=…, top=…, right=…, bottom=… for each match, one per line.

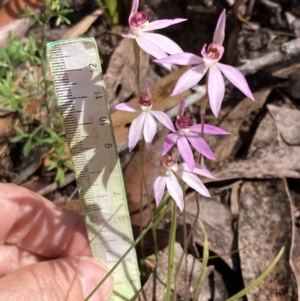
left=0, top=0, right=44, bottom=27
left=0, top=183, right=113, bottom=301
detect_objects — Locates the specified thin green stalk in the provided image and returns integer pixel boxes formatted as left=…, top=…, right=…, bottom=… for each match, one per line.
left=173, top=190, right=200, bottom=301
left=133, top=37, right=158, bottom=259
left=133, top=40, right=141, bottom=95
left=139, top=145, right=145, bottom=260
left=85, top=197, right=172, bottom=301
left=192, top=219, right=209, bottom=301
left=40, top=21, right=50, bottom=115
left=140, top=139, right=159, bottom=259
left=164, top=201, right=177, bottom=301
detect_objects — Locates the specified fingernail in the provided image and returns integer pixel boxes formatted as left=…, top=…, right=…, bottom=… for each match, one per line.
left=76, top=257, right=114, bottom=301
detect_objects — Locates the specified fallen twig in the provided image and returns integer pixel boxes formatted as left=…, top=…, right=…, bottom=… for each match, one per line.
left=37, top=172, right=75, bottom=196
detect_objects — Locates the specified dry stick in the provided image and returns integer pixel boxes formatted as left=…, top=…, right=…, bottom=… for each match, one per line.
left=37, top=172, right=75, bottom=195
left=238, top=37, right=300, bottom=75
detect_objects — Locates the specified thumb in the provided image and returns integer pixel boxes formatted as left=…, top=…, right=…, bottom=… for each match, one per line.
left=0, top=256, right=113, bottom=301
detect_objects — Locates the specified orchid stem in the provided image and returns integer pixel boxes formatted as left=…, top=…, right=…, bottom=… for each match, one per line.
left=133, top=40, right=141, bottom=95
left=140, top=140, right=159, bottom=260
left=173, top=188, right=200, bottom=301
left=164, top=200, right=177, bottom=301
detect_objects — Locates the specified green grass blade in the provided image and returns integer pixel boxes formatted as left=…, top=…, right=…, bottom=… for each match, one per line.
left=225, top=247, right=285, bottom=301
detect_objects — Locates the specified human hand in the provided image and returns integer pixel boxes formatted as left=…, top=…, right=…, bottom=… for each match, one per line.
left=0, top=183, right=113, bottom=301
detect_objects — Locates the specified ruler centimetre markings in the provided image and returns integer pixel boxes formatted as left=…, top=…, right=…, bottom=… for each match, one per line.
left=47, top=38, right=140, bottom=300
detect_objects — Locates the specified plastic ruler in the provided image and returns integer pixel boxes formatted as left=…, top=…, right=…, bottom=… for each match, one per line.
left=46, top=38, right=140, bottom=300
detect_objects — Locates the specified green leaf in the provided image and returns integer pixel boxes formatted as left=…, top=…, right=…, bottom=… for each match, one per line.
left=44, top=160, right=57, bottom=171
left=57, top=142, right=65, bottom=158
left=55, top=167, right=65, bottom=184
left=14, top=126, right=28, bottom=137
left=10, top=135, right=25, bottom=143
left=23, top=138, right=32, bottom=156
left=63, top=160, right=74, bottom=171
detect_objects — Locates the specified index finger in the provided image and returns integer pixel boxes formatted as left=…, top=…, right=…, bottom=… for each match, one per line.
left=0, top=183, right=92, bottom=258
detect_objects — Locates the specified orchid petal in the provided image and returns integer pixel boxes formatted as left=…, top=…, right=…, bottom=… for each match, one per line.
left=177, top=136, right=195, bottom=171
left=189, top=124, right=230, bottom=135
left=178, top=98, right=185, bottom=116
left=151, top=110, right=175, bottom=132
left=172, top=64, right=208, bottom=96
left=207, top=65, right=225, bottom=117
left=140, top=33, right=183, bottom=55
left=129, top=0, right=139, bottom=20
left=162, top=133, right=179, bottom=154
left=143, top=112, right=157, bottom=150
left=179, top=162, right=215, bottom=178
left=128, top=112, right=146, bottom=151
left=217, top=63, right=254, bottom=101
left=154, top=52, right=203, bottom=65
left=135, top=36, right=171, bottom=69
left=166, top=171, right=184, bottom=211
left=143, top=18, right=187, bottom=31
left=176, top=169, right=211, bottom=198
left=186, top=133, right=216, bottom=160
left=113, top=103, right=139, bottom=112
left=153, top=175, right=166, bottom=206
left=213, top=10, right=226, bottom=46
left=121, top=33, right=136, bottom=39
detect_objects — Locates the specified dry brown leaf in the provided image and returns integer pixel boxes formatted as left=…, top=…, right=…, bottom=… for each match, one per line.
left=62, top=9, right=103, bottom=39
left=104, top=38, right=150, bottom=105
left=238, top=180, right=297, bottom=301
left=207, top=146, right=300, bottom=182
left=287, top=184, right=300, bottom=298
left=268, top=104, right=300, bottom=145
left=179, top=194, right=235, bottom=269
left=0, top=113, right=17, bottom=157
left=248, top=112, right=279, bottom=156
left=208, top=88, right=271, bottom=161
left=22, top=98, right=41, bottom=121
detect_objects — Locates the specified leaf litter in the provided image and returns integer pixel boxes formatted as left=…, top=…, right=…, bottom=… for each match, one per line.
left=1, top=0, right=300, bottom=300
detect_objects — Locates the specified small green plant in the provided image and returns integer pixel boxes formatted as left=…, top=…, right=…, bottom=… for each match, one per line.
left=0, top=0, right=73, bottom=184
left=95, top=0, right=130, bottom=25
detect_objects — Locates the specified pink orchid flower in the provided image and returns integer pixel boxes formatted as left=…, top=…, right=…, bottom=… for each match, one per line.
left=162, top=99, right=230, bottom=171
left=154, top=155, right=214, bottom=211
left=113, top=84, right=175, bottom=152
left=154, top=10, right=254, bottom=117
left=122, top=0, right=186, bottom=69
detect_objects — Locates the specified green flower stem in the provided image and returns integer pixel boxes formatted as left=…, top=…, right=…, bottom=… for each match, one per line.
left=173, top=189, right=200, bottom=301
left=192, top=219, right=209, bottom=301
left=133, top=39, right=158, bottom=260
left=133, top=40, right=141, bottom=95
left=164, top=200, right=177, bottom=301
left=85, top=197, right=172, bottom=301
left=140, top=139, right=159, bottom=260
